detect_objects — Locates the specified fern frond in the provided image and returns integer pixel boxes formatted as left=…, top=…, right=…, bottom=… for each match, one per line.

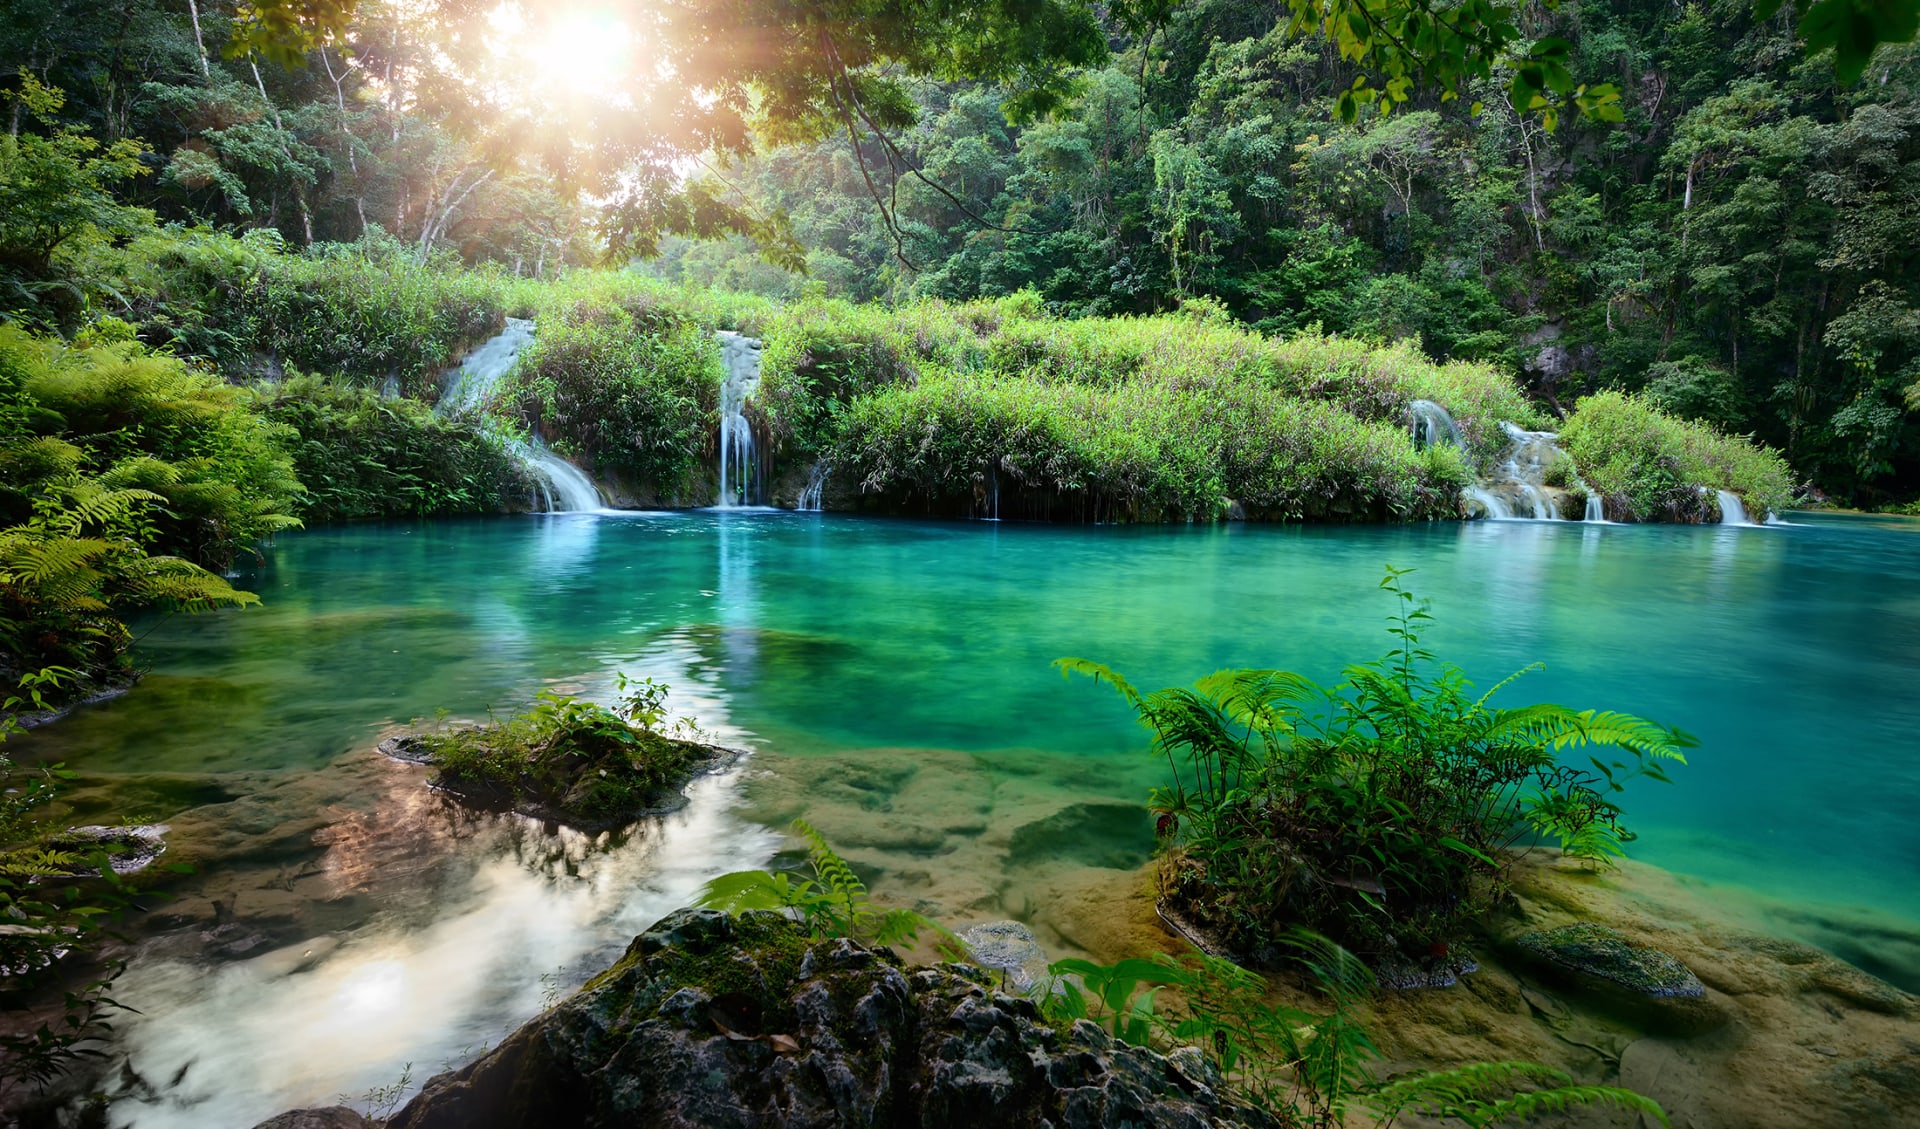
left=1054, top=657, right=1143, bottom=706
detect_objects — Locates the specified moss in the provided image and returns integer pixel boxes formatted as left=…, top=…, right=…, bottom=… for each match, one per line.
left=404, top=693, right=728, bottom=833
left=1516, top=924, right=1703, bottom=998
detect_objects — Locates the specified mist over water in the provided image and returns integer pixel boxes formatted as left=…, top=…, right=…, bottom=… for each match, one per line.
left=19, top=510, right=1920, bottom=1123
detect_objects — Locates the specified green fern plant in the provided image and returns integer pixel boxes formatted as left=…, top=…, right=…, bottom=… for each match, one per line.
left=1060, top=567, right=1694, bottom=961
left=696, top=819, right=947, bottom=948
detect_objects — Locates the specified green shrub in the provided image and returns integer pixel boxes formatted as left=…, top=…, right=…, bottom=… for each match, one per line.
left=0, top=325, right=301, bottom=567
left=1062, top=570, right=1693, bottom=962
left=1561, top=390, right=1794, bottom=521
left=496, top=293, right=718, bottom=494
left=257, top=377, right=533, bottom=521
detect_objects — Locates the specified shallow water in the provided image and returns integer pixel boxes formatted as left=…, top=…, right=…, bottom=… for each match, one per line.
left=18, top=510, right=1920, bottom=1124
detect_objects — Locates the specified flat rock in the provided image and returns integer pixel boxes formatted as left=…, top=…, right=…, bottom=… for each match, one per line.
left=1514, top=924, right=1728, bottom=1035
left=44, top=823, right=169, bottom=875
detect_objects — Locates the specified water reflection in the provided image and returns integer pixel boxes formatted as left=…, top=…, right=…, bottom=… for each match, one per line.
left=109, top=771, right=776, bottom=1129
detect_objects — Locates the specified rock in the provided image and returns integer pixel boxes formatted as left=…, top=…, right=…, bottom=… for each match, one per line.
left=1514, top=924, right=1728, bottom=1035
left=250, top=1108, right=375, bottom=1129
left=44, top=823, right=169, bottom=875
left=957, top=920, right=1052, bottom=994
left=370, top=908, right=1278, bottom=1129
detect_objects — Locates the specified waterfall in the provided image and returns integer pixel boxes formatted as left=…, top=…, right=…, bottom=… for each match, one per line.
left=1410, top=399, right=1465, bottom=450
left=716, top=332, right=764, bottom=507
left=438, top=319, right=606, bottom=514
left=797, top=461, right=830, bottom=512
left=438, top=317, right=535, bottom=417
left=526, top=437, right=601, bottom=512
left=1715, top=489, right=1754, bottom=526
left=1410, top=400, right=1607, bottom=521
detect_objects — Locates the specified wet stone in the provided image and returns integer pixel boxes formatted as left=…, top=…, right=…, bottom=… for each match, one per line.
left=1515, top=923, right=1729, bottom=1035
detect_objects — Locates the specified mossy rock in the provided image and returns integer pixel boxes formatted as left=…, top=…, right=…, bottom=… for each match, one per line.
left=378, top=731, right=739, bottom=834
left=1513, top=923, right=1728, bottom=1036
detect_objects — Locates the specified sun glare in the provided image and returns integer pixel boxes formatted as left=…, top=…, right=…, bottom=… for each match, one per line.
left=488, top=3, right=636, bottom=99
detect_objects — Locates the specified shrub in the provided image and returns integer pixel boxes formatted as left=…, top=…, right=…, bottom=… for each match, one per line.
left=1061, top=569, right=1693, bottom=963
left=1561, top=390, right=1793, bottom=521
left=258, top=377, right=532, bottom=521
left=496, top=294, right=717, bottom=494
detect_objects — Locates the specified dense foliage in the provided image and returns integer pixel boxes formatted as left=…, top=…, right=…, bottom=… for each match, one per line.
left=644, top=0, right=1920, bottom=505
left=1064, top=570, right=1693, bottom=963
left=496, top=277, right=721, bottom=499
left=1563, top=389, right=1796, bottom=520
left=0, top=325, right=291, bottom=685
left=258, top=377, right=531, bottom=521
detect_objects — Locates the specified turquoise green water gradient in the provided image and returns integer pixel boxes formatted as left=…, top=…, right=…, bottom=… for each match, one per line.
left=25, top=510, right=1920, bottom=946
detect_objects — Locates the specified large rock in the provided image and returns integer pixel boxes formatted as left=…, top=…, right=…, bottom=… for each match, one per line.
left=1514, top=923, right=1728, bottom=1035
left=250, top=1108, right=375, bottom=1129
left=380, top=908, right=1278, bottom=1129
left=956, top=920, right=1053, bottom=994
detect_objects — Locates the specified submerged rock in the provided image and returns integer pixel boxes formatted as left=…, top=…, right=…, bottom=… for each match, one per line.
left=1514, top=923, right=1728, bottom=1035
left=372, top=907, right=1277, bottom=1129
left=43, top=823, right=169, bottom=876
left=956, top=920, right=1053, bottom=994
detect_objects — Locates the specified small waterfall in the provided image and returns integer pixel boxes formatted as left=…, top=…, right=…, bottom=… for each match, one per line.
left=439, top=317, right=535, bottom=416
left=797, top=461, right=830, bottom=512
left=1410, top=399, right=1465, bottom=450
left=1715, top=489, right=1755, bottom=526
left=526, top=437, right=601, bottom=512
left=1412, top=400, right=1607, bottom=522
left=716, top=332, right=764, bottom=507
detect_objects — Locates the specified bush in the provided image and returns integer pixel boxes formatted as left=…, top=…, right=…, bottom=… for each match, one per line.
left=497, top=291, right=718, bottom=495
left=1063, top=570, right=1693, bottom=963
left=1561, top=390, right=1793, bottom=521
left=257, top=377, right=533, bottom=521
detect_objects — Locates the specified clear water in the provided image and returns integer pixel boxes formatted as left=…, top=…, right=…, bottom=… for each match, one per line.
left=18, top=510, right=1920, bottom=1124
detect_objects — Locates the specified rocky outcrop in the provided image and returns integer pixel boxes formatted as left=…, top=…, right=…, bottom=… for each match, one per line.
left=376, top=908, right=1277, bottom=1129
left=251, top=1108, right=375, bottom=1129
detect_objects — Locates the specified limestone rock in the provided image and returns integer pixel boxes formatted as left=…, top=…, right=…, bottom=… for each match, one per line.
left=1514, top=924, right=1728, bottom=1035
left=376, top=907, right=1278, bottom=1129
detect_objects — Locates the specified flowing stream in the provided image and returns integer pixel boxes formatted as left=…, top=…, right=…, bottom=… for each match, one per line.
left=436, top=319, right=601, bottom=513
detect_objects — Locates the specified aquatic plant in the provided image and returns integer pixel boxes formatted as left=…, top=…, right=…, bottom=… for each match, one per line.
left=1059, top=567, right=1693, bottom=961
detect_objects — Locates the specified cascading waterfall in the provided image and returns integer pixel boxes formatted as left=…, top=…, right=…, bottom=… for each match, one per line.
left=1410, top=400, right=1596, bottom=522
left=438, top=318, right=534, bottom=416
left=527, top=437, right=602, bottom=512
left=1715, top=489, right=1754, bottom=526
left=797, top=461, right=830, bottom=512
left=439, top=317, right=602, bottom=513
left=716, top=332, right=764, bottom=507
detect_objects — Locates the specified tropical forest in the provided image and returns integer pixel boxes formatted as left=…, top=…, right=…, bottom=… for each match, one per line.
left=1, top=0, right=1918, bottom=1125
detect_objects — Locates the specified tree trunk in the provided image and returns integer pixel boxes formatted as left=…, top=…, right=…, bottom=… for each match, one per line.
left=251, top=55, right=314, bottom=244
left=320, top=45, right=369, bottom=237
left=186, top=0, right=211, bottom=80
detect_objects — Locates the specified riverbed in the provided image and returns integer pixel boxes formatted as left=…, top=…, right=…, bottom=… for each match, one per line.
left=18, top=510, right=1920, bottom=1126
